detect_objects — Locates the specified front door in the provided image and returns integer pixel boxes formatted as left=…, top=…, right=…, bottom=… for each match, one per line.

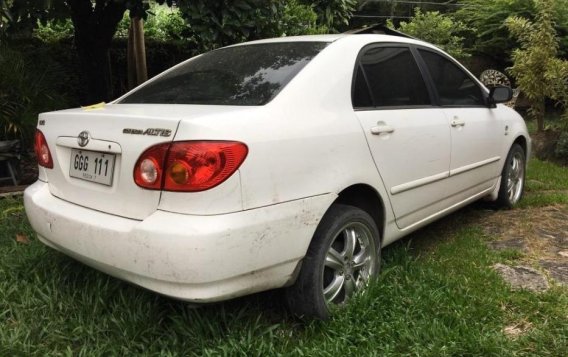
left=417, top=49, right=503, bottom=200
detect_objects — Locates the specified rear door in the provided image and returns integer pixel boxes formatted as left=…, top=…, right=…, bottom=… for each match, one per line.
left=353, top=44, right=452, bottom=229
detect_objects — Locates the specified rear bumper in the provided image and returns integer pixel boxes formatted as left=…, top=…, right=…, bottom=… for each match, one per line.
left=24, top=181, right=335, bottom=302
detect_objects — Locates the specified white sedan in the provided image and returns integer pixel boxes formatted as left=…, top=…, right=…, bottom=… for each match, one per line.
left=25, top=34, right=530, bottom=319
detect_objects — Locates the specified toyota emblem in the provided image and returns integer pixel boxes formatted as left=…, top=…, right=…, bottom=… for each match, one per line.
left=77, top=131, right=90, bottom=147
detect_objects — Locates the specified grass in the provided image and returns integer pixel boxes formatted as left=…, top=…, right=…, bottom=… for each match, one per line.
left=520, top=159, right=568, bottom=208
left=1, top=159, right=567, bottom=355
left=525, top=112, right=565, bottom=135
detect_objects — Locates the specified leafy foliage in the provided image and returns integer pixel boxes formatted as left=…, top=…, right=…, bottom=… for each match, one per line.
left=175, top=0, right=277, bottom=50
left=142, top=4, right=188, bottom=41
left=357, top=0, right=458, bottom=21
left=390, top=8, right=470, bottom=59
left=0, top=45, right=68, bottom=141
left=3, top=0, right=357, bottom=104
left=175, top=0, right=351, bottom=50
left=116, top=4, right=189, bottom=41
left=280, top=0, right=329, bottom=36
left=33, top=19, right=73, bottom=42
left=455, top=0, right=568, bottom=60
left=33, top=1, right=333, bottom=46
left=306, top=0, right=357, bottom=30
left=555, top=130, right=568, bottom=158
left=506, top=0, right=568, bottom=132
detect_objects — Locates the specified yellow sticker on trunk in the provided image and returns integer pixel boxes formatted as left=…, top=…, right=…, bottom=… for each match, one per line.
left=81, top=102, right=106, bottom=111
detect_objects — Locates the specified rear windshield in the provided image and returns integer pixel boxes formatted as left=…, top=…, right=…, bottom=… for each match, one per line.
left=119, top=42, right=328, bottom=106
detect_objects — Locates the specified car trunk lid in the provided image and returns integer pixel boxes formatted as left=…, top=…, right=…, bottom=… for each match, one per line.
left=38, top=104, right=186, bottom=220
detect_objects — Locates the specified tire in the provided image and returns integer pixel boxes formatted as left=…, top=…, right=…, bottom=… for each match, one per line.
left=496, top=143, right=526, bottom=208
left=285, top=204, right=381, bottom=319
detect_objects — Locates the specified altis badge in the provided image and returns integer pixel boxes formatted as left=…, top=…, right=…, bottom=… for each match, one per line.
left=123, top=128, right=172, bottom=137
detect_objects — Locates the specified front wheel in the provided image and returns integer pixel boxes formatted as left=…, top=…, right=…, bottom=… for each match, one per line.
left=285, top=204, right=381, bottom=319
left=496, top=143, right=526, bottom=208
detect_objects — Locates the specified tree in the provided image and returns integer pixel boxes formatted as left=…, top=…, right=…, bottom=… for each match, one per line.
left=506, top=0, right=568, bottom=132
left=69, top=0, right=129, bottom=104
left=1, top=0, right=158, bottom=104
left=307, top=0, right=358, bottom=30
left=2, top=1, right=358, bottom=104
left=176, top=0, right=283, bottom=50
left=177, top=0, right=356, bottom=51
left=356, top=0, right=459, bottom=22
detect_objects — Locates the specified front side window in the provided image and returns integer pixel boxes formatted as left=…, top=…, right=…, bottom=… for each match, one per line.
left=418, top=49, right=485, bottom=107
left=119, top=42, right=328, bottom=106
left=357, top=46, right=431, bottom=108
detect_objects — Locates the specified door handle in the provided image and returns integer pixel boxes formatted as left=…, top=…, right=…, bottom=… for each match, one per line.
left=370, top=124, right=395, bottom=135
left=450, top=118, right=466, bottom=127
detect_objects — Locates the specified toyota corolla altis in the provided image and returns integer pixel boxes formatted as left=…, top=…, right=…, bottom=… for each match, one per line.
left=24, top=34, right=530, bottom=319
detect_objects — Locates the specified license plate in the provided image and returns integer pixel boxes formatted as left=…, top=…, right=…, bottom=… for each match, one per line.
left=69, top=149, right=116, bottom=186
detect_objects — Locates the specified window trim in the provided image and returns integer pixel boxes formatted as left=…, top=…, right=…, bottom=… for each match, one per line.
left=412, top=45, right=490, bottom=109
left=351, top=42, right=437, bottom=110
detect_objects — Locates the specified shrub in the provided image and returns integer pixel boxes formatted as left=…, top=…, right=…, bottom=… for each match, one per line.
left=389, top=8, right=470, bottom=60
left=115, top=4, right=190, bottom=42
left=306, top=0, right=357, bottom=31
left=280, top=0, right=328, bottom=36
left=33, top=19, right=74, bottom=42
left=0, top=44, right=69, bottom=143
left=555, top=130, right=568, bottom=158
left=34, top=4, right=189, bottom=43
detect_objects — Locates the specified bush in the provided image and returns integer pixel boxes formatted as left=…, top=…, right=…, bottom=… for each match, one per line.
left=34, top=4, right=189, bottom=43
left=33, top=19, right=74, bottom=42
left=31, top=2, right=338, bottom=49
left=555, top=130, right=568, bottom=158
left=115, top=4, right=190, bottom=42
left=306, top=0, right=357, bottom=31
left=280, top=0, right=328, bottom=36
left=389, top=8, right=470, bottom=60
left=0, top=43, right=70, bottom=143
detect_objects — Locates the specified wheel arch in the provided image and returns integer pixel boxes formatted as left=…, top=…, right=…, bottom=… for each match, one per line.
left=331, top=184, right=386, bottom=243
left=513, top=135, right=528, bottom=156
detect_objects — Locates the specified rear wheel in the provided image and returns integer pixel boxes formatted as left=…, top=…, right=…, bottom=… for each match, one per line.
left=496, top=143, right=526, bottom=208
left=285, top=204, right=381, bottom=319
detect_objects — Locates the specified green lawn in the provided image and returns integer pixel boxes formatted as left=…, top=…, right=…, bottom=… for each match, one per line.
left=1, top=159, right=567, bottom=356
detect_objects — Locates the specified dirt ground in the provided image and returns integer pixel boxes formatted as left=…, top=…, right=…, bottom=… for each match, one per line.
left=482, top=204, right=568, bottom=287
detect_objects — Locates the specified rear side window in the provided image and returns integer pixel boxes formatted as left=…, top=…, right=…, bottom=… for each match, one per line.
left=352, top=65, right=373, bottom=108
left=120, top=42, right=328, bottom=106
left=357, top=46, right=430, bottom=107
left=418, top=49, right=485, bottom=107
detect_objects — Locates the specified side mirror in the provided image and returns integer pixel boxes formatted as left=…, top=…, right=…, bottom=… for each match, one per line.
left=489, top=86, right=513, bottom=106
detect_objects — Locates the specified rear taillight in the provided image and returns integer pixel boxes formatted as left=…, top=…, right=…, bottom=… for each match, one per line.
left=133, top=143, right=170, bottom=190
left=34, top=129, right=53, bottom=169
left=134, top=141, right=248, bottom=192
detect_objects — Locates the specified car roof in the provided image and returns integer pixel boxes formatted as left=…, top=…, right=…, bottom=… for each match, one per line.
left=232, top=34, right=437, bottom=51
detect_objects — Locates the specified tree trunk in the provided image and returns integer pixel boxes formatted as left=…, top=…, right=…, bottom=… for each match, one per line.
left=75, top=39, right=113, bottom=105
left=127, top=23, right=136, bottom=89
left=535, top=99, right=546, bottom=132
left=68, top=0, right=126, bottom=105
left=132, top=17, right=148, bottom=85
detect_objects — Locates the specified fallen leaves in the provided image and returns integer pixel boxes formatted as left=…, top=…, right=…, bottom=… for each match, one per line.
left=16, top=233, right=30, bottom=245
left=503, top=321, right=533, bottom=339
